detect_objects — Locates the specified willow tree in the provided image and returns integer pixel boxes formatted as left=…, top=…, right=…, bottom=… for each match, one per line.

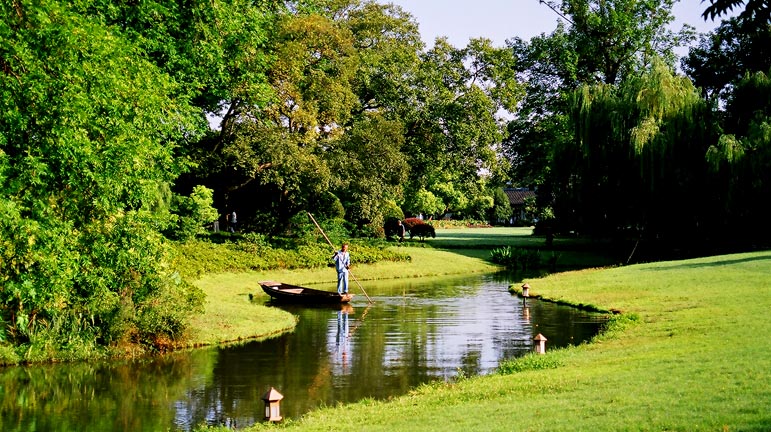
left=0, top=1, right=203, bottom=358
left=706, top=70, right=771, bottom=242
left=558, top=60, right=717, bottom=245
left=503, top=0, right=693, bottom=233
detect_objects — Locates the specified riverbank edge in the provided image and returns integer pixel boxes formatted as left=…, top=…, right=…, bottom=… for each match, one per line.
left=0, top=245, right=501, bottom=365
left=227, top=249, right=771, bottom=432
left=183, top=246, right=504, bottom=348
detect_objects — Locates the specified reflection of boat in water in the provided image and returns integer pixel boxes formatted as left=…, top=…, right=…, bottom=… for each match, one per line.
left=259, top=281, right=354, bottom=304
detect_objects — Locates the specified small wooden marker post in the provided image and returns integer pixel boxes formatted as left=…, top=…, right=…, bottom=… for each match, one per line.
left=262, top=387, right=284, bottom=422
left=521, top=283, right=530, bottom=305
left=534, top=333, right=547, bottom=354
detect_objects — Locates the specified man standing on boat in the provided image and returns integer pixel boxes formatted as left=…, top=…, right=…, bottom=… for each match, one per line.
left=332, top=243, right=351, bottom=295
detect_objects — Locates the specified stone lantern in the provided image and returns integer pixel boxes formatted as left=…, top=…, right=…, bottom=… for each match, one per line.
left=534, top=333, right=547, bottom=354
left=262, top=387, right=284, bottom=422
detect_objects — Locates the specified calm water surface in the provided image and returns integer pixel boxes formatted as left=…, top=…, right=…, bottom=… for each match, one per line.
left=0, top=272, right=607, bottom=431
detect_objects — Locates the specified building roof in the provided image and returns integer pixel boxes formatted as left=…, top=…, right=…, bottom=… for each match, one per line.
left=503, top=188, right=535, bottom=206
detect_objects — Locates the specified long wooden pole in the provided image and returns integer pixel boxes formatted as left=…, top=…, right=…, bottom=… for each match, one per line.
left=307, top=212, right=373, bottom=303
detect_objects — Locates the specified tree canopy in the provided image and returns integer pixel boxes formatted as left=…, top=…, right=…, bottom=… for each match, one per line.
left=1, top=0, right=203, bottom=356
left=2, top=0, right=771, bottom=359
left=702, top=0, right=771, bottom=25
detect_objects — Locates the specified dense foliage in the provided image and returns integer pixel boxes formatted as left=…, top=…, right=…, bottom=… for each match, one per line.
left=2, top=0, right=770, bottom=361
left=0, top=0, right=206, bottom=360
left=702, top=0, right=771, bottom=25
left=504, top=0, right=771, bottom=254
left=556, top=60, right=716, bottom=244
left=171, top=236, right=410, bottom=281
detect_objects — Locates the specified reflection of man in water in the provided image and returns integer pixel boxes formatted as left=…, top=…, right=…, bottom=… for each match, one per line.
left=336, top=309, right=349, bottom=349
left=336, top=308, right=351, bottom=368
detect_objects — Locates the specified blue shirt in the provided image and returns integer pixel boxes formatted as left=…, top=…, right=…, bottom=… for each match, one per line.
left=333, top=250, right=350, bottom=273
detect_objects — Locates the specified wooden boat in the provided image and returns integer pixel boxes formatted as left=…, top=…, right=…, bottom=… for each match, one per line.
left=259, top=281, right=354, bottom=304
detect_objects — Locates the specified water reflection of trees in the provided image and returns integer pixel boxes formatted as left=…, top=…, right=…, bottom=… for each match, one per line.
left=0, top=274, right=608, bottom=430
left=0, top=352, right=212, bottom=431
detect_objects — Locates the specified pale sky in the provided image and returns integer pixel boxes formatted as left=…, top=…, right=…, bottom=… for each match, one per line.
left=382, top=0, right=731, bottom=52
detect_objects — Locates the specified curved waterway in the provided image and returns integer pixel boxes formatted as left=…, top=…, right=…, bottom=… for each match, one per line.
left=0, top=272, right=608, bottom=431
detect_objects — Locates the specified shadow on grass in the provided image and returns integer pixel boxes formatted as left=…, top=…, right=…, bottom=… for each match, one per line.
left=644, top=253, right=771, bottom=270
left=421, top=230, right=627, bottom=271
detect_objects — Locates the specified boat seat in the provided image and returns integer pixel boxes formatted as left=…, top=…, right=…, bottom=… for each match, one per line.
left=282, top=288, right=304, bottom=294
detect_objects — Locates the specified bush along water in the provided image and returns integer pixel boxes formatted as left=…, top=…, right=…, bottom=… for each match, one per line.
left=490, top=246, right=559, bottom=270
left=171, top=237, right=410, bottom=280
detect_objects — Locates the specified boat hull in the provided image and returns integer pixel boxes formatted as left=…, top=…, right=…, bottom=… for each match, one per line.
left=259, top=281, right=354, bottom=304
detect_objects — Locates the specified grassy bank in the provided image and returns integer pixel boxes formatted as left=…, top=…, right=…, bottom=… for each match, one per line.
left=430, top=227, right=626, bottom=268
left=184, top=226, right=662, bottom=354
left=217, top=249, right=771, bottom=431
left=185, top=245, right=502, bottom=347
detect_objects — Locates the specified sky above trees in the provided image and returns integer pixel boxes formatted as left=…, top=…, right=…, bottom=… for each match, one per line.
left=382, top=0, right=734, bottom=51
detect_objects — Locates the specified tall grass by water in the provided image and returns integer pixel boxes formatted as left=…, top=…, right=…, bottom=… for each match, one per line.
left=219, top=250, right=771, bottom=431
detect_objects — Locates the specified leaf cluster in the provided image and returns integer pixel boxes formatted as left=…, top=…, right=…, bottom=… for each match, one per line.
left=0, top=0, right=203, bottom=358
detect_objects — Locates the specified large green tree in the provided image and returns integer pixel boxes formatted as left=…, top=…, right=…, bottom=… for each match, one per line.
left=399, top=37, right=520, bottom=218
left=503, top=0, right=693, bottom=233
left=539, top=0, right=691, bottom=85
left=681, top=17, right=771, bottom=102
left=557, top=60, right=717, bottom=246
left=186, top=5, right=357, bottom=233
left=325, top=0, right=419, bottom=230
left=0, top=0, right=202, bottom=356
left=328, top=113, right=408, bottom=230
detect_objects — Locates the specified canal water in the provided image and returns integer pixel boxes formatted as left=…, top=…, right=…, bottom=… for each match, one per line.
left=0, top=272, right=608, bottom=431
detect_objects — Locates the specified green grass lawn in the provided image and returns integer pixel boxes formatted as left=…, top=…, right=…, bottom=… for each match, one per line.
left=428, top=227, right=625, bottom=268
left=208, top=249, right=771, bottom=432
left=190, top=228, right=770, bottom=431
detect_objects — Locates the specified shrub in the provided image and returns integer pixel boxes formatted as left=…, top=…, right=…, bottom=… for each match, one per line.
left=409, top=224, right=436, bottom=240
left=0, top=343, right=21, bottom=366
left=383, top=217, right=407, bottom=241
left=490, top=246, right=543, bottom=270
left=135, top=279, right=205, bottom=352
left=429, top=219, right=488, bottom=229
left=403, top=217, right=425, bottom=230
left=166, top=185, right=219, bottom=241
